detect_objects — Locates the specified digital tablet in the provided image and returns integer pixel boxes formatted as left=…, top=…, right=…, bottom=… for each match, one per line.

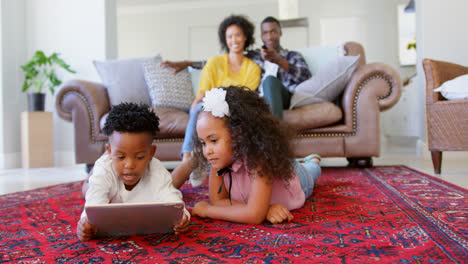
left=85, top=202, right=184, bottom=237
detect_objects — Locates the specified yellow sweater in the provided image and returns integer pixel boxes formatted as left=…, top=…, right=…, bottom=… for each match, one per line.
left=197, top=54, right=261, bottom=96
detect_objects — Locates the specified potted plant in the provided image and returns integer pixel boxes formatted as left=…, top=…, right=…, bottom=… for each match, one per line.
left=21, top=50, right=76, bottom=111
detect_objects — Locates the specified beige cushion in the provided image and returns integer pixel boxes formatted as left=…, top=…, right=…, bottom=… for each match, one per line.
left=283, top=102, right=342, bottom=131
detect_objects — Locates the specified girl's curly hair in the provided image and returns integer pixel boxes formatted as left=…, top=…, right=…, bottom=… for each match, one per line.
left=218, top=14, right=255, bottom=53
left=103, top=102, right=160, bottom=137
left=193, top=86, right=295, bottom=182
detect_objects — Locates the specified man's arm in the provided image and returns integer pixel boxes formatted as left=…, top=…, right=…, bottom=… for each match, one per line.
left=160, top=60, right=206, bottom=74
left=259, top=49, right=311, bottom=85
left=284, top=51, right=312, bottom=85
left=260, top=48, right=289, bottom=71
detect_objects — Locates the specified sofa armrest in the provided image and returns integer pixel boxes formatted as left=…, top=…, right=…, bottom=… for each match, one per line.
left=56, top=79, right=110, bottom=141
left=341, top=63, right=401, bottom=126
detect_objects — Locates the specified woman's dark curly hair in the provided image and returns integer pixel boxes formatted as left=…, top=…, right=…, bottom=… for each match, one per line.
left=103, top=102, right=160, bottom=138
left=193, top=86, right=295, bottom=182
left=218, top=14, right=255, bottom=52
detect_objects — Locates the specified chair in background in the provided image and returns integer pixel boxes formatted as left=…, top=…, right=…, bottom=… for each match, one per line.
left=422, top=58, right=468, bottom=174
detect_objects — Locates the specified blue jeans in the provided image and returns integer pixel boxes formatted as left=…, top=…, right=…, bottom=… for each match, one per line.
left=294, top=160, right=321, bottom=198
left=262, top=76, right=291, bottom=118
left=181, top=102, right=203, bottom=156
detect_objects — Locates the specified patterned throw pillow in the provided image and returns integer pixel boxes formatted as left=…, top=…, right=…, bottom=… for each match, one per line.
left=142, top=56, right=194, bottom=111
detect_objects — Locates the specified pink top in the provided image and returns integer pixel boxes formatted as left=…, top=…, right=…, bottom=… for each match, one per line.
left=222, top=159, right=305, bottom=210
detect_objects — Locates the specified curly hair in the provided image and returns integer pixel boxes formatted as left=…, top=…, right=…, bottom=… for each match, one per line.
left=193, top=86, right=295, bottom=182
left=218, top=14, right=255, bottom=52
left=103, top=102, right=160, bottom=137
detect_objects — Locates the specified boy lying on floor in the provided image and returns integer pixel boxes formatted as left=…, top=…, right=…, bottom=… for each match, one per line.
left=77, top=102, right=190, bottom=241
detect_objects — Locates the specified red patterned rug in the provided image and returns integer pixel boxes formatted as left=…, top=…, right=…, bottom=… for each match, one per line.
left=0, top=166, right=467, bottom=263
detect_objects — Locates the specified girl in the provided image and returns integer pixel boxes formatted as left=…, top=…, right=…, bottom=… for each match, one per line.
left=171, top=14, right=261, bottom=189
left=192, top=86, right=321, bottom=224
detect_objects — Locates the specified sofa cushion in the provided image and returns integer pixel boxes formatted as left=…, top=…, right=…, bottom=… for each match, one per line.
left=93, top=56, right=153, bottom=106
left=143, top=56, right=194, bottom=111
left=153, top=107, right=189, bottom=138
left=188, top=66, right=202, bottom=95
left=434, top=74, right=468, bottom=100
left=283, top=101, right=343, bottom=131
left=290, top=55, right=360, bottom=109
left=298, top=45, right=340, bottom=75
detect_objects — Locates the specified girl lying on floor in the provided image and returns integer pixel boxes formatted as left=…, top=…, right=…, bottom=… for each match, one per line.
left=191, top=86, right=321, bottom=224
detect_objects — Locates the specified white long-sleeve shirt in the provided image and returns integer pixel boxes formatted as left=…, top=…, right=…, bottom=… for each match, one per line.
left=81, top=153, right=189, bottom=219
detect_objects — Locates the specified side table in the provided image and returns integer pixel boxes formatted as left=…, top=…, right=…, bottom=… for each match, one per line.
left=21, top=111, right=54, bottom=168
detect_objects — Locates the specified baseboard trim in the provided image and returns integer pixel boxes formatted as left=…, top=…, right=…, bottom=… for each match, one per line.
left=0, top=152, right=22, bottom=169
left=54, top=151, right=76, bottom=167
left=0, top=151, right=78, bottom=169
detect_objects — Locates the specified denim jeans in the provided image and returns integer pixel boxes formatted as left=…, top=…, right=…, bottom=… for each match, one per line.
left=294, top=160, right=321, bottom=198
left=262, top=76, right=291, bottom=118
left=180, top=102, right=203, bottom=157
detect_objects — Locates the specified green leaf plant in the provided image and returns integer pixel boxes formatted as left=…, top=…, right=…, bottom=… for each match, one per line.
left=20, top=51, right=76, bottom=95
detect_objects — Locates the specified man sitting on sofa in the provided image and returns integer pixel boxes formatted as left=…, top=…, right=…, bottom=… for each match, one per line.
left=161, top=16, right=312, bottom=119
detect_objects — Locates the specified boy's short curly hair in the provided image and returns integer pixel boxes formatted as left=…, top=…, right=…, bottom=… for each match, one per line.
left=193, top=86, right=295, bottom=182
left=103, top=102, right=160, bottom=137
left=218, top=14, right=255, bottom=52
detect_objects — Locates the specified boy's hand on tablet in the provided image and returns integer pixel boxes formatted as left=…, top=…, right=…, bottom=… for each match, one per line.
left=266, top=204, right=293, bottom=224
left=174, top=213, right=190, bottom=235
left=77, top=217, right=98, bottom=241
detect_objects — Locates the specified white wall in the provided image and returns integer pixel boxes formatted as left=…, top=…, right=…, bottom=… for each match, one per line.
left=24, top=0, right=117, bottom=167
left=118, top=0, right=407, bottom=67
left=0, top=0, right=117, bottom=168
left=0, top=0, right=27, bottom=168
left=118, top=0, right=277, bottom=60
left=415, top=0, right=468, bottom=155
left=300, top=0, right=408, bottom=68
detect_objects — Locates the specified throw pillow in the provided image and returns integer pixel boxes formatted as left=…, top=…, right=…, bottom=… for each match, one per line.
left=93, top=56, right=153, bottom=106
left=142, top=56, right=194, bottom=111
left=434, top=74, right=468, bottom=100
left=188, top=66, right=202, bottom=95
left=298, top=45, right=339, bottom=75
left=289, top=55, right=360, bottom=109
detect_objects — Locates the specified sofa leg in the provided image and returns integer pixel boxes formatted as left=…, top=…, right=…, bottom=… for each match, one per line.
left=347, top=157, right=373, bottom=168
left=431, top=151, right=442, bottom=174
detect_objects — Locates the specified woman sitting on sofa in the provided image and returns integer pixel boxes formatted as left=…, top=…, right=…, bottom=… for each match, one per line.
left=171, top=14, right=261, bottom=189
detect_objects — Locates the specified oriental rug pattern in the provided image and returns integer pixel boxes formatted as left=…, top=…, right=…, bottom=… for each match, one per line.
left=0, top=166, right=467, bottom=263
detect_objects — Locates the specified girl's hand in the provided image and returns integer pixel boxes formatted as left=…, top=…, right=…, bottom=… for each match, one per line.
left=266, top=204, right=293, bottom=224
left=174, top=213, right=190, bottom=235
left=77, top=217, right=98, bottom=241
left=192, top=201, right=210, bottom=218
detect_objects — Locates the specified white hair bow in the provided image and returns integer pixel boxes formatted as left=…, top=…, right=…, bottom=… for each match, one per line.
left=202, top=88, right=230, bottom=118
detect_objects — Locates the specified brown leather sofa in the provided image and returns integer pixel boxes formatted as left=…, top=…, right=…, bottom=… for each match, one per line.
left=56, top=42, right=401, bottom=171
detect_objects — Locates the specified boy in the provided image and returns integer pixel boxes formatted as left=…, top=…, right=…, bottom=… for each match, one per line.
left=77, top=102, right=190, bottom=241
